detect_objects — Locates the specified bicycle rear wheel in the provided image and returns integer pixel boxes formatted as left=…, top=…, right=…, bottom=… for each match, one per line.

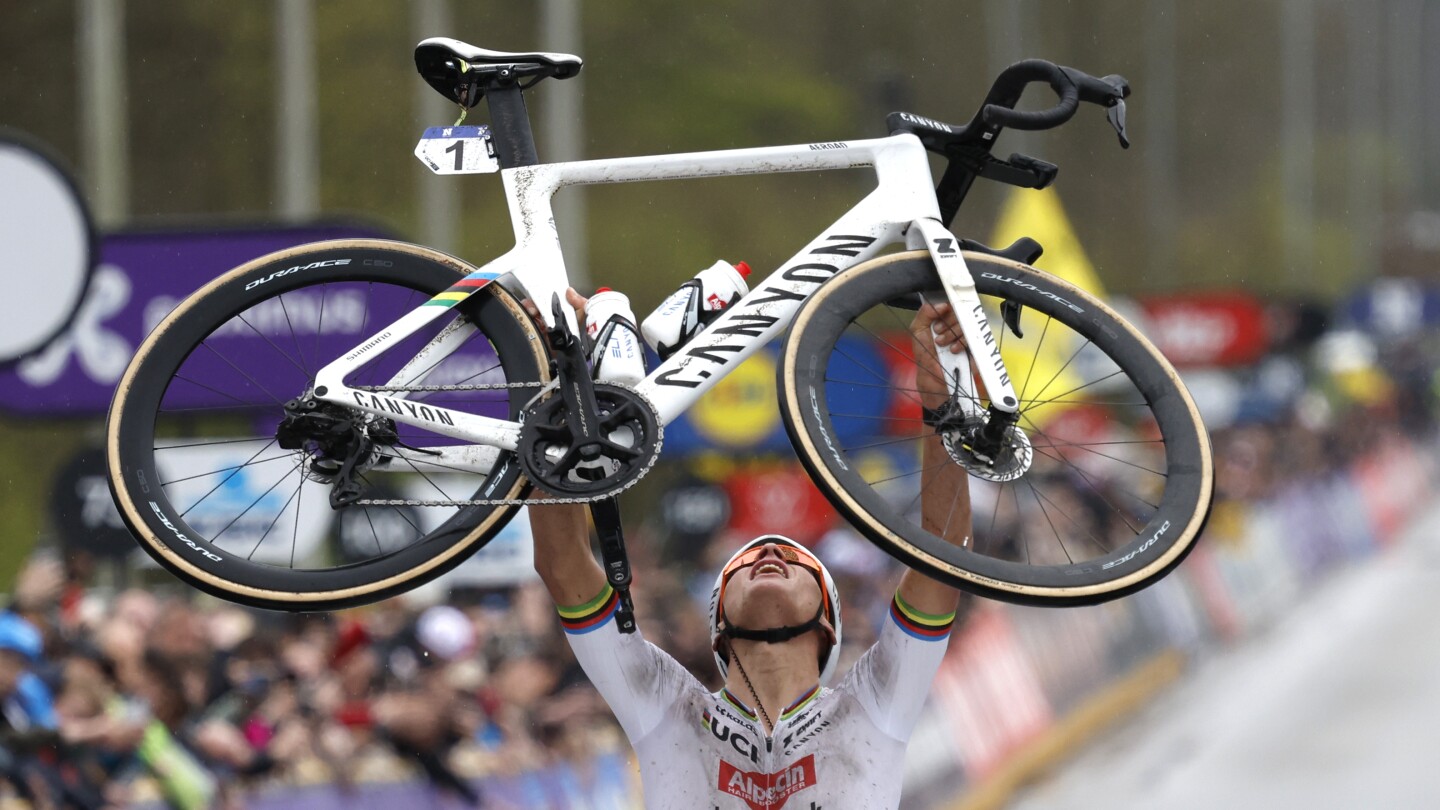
left=107, top=240, right=549, bottom=610
left=780, top=251, right=1212, bottom=606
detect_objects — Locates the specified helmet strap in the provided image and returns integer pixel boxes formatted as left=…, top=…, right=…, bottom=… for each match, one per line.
left=720, top=603, right=824, bottom=644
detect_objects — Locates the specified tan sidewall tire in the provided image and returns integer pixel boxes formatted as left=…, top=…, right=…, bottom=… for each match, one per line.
left=780, top=250, right=1213, bottom=605
left=106, top=239, right=549, bottom=609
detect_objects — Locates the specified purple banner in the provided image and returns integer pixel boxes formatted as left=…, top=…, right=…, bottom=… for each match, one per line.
left=132, top=754, right=636, bottom=810
left=0, top=224, right=388, bottom=416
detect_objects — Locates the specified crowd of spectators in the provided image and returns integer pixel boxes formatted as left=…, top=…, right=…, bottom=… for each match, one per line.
left=0, top=551, right=601, bottom=808
left=0, top=518, right=905, bottom=809
left=2, top=311, right=1436, bottom=808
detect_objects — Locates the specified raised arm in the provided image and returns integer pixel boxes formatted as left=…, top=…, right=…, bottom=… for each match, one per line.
left=527, top=504, right=609, bottom=607
left=895, top=301, right=975, bottom=622
left=520, top=287, right=614, bottom=608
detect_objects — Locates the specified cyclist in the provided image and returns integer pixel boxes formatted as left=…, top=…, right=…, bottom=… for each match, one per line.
left=528, top=293, right=973, bottom=809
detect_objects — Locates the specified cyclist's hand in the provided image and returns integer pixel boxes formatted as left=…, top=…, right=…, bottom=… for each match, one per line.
left=521, top=288, right=589, bottom=345
left=910, top=300, right=965, bottom=411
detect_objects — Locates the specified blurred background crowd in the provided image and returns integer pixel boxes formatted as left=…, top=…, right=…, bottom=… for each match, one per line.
left=0, top=297, right=1435, bottom=806
left=0, top=513, right=904, bottom=808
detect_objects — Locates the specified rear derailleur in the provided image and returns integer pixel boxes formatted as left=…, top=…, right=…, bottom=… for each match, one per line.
left=275, top=397, right=397, bottom=508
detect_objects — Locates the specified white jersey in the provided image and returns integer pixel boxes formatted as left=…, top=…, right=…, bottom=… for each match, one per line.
left=558, top=585, right=956, bottom=810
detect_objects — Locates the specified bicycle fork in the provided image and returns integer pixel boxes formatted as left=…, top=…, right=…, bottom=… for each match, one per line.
left=908, top=218, right=1022, bottom=463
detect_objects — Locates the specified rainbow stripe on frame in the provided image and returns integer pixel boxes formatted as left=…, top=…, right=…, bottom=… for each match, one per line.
left=423, top=270, right=501, bottom=308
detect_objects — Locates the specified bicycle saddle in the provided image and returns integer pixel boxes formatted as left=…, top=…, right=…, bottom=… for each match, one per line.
left=415, top=37, right=582, bottom=105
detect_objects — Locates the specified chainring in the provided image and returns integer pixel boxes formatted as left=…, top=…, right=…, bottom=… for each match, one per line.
left=517, top=383, right=662, bottom=498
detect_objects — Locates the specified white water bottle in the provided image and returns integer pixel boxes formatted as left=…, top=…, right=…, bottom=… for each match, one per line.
left=585, top=288, right=647, bottom=386
left=640, top=260, right=751, bottom=360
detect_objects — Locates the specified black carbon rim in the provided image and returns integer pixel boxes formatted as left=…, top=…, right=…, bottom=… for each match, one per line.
left=107, top=241, right=545, bottom=609
left=781, top=252, right=1212, bottom=606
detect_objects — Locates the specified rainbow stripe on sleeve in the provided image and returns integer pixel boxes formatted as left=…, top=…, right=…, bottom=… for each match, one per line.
left=889, top=592, right=955, bottom=641
left=557, top=584, right=619, bottom=635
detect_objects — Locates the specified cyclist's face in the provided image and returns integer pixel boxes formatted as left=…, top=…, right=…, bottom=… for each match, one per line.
left=719, top=543, right=827, bottom=630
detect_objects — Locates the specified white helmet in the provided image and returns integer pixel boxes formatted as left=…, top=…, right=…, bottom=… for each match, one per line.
left=709, top=535, right=843, bottom=685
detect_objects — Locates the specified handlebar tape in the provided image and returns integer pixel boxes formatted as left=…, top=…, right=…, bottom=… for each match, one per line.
left=979, top=60, right=1130, bottom=132
left=981, top=60, right=1080, bottom=131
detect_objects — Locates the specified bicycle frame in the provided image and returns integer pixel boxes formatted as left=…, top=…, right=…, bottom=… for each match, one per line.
left=310, top=132, right=1022, bottom=462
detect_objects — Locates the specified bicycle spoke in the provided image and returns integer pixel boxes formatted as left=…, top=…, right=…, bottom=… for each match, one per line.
left=210, top=457, right=303, bottom=547
left=1021, top=474, right=1073, bottom=565
left=162, top=452, right=295, bottom=487
left=358, top=472, right=427, bottom=537
left=246, top=472, right=306, bottom=560
left=392, top=453, right=455, bottom=502
left=277, top=292, right=310, bottom=376
left=843, top=433, right=940, bottom=453
left=863, top=457, right=953, bottom=488
left=291, top=472, right=305, bottom=568
left=1026, top=476, right=1114, bottom=555
left=168, top=373, right=269, bottom=409
left=1026, top=327, right=1089, bottom=405
left=156, top=437, right=275, bottom=450
left=159, top=403, right=286, bottom=414
left=1020, top=411, right=1168, bottom=479
left=199, top=341, right=287, bottom=407
left=237, top=311, right=311, bottom=379
left=312, top=283, right=328, bottom=375
left=362, top=506, right=383, bottom=555
left=1024, top=367, right=1127, bottom=411
left=173, top=440, right=281, bottom=516
left=1017, top=313, right=1053, bottom=406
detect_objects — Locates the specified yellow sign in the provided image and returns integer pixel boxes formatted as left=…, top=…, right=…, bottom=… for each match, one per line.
left=689, top=351, right=780, bottom=447
left=990, top=189, right=1106, bottom=426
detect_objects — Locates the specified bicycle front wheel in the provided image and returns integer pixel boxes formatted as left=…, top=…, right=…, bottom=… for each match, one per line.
left=780, top=251, right=1213, bottom=606
left=107, top=240, right=549, bottom=611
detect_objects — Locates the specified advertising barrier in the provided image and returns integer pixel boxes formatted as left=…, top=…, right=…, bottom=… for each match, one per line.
left=909, top=436, right=1435, bottom=809
left=0, top=224, right=387, bottom=416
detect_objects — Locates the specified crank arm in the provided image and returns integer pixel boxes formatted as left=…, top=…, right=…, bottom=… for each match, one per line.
left=547, top=293, right=608, bottom=467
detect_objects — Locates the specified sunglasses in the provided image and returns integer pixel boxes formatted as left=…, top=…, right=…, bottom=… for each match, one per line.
left=719, top=544, right=829, bottom=617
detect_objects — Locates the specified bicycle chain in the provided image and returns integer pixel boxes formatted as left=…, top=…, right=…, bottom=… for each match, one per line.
left=353, top=382, right=545, bottom=392
left=352, top=383, right=663, bottom=507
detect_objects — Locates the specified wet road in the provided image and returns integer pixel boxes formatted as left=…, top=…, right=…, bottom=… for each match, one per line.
left=1009, top=500, right=1440, bottom=810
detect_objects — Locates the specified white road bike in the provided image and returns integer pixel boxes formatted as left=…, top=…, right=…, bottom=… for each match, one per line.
left=106, top=38, right=1213, bottom=612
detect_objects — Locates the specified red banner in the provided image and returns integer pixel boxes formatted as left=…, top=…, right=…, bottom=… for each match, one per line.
left=1138, top=292, right=1269, bottom=367
left=724, top=466, right=838, bottom=544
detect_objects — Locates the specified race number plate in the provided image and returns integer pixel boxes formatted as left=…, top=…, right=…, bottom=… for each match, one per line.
left=414, top=125, right=500, bottom=175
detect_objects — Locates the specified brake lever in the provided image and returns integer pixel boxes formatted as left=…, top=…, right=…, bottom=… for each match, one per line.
left=1106, top=99, right=1130, bottom=149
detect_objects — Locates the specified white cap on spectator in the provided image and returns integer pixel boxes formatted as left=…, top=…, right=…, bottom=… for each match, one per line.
left=417, top=605, right=476, bottom=660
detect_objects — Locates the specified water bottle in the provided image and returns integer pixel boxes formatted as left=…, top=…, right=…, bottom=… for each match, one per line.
left=640, top=260, right=751, bottom=360
left=585, top=288, right=647, bottom=387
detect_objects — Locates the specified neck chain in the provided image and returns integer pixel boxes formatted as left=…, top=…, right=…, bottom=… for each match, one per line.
left=728, top=647, right=774, bottom=733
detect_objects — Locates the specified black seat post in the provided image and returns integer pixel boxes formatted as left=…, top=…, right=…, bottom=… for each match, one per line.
left=484, top=83, right=540, bottom=169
